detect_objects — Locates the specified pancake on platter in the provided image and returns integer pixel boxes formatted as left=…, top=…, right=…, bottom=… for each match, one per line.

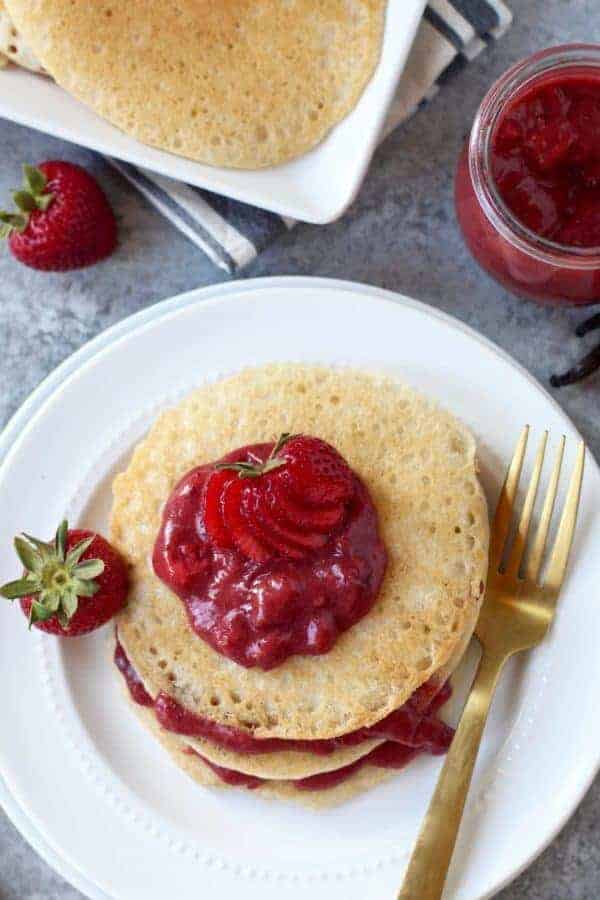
left=111, top=365, right=489, bottom=773
left=5, top=0, right=387, bottom=169
left=0, top=1, right=43, bottom=71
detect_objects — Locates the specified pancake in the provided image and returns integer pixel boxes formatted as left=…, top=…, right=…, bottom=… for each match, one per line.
left=181, top=734, right=380, bottom=781
left=0, top=2, right=43, bottom=71
left=111, top=617, right=383, bottom=782
left=135, top=701, right=396, bottom=809
left=5, top=0, right=387, bottom=169
left=116, top=625, right=471, bottom=781
left=112, top=365, right=489, bottom=745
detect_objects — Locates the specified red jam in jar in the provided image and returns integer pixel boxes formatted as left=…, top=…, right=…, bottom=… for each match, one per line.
left=456, top=45, right=600, bottom=305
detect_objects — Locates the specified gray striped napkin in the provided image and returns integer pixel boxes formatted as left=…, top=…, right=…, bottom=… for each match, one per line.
left=111, top=0, right=512, bottom=274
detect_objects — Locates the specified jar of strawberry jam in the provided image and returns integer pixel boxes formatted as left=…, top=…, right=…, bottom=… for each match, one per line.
left=455, top=44, right=600, bottom=306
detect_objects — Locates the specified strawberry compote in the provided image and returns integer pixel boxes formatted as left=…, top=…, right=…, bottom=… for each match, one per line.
left=115, top=636, right=453, bottom=757
left=153, top=436, right=387, bottom=670
left=456, top=45, right=600, bottom=304
left=492, top=71, right=600, bottom=247
left=114, top=637, right=454, bottom=792
left=152, top=679, right=453, bottom=755
left=114, top=638, right=153, bottom=707
left=189, top=739, right=423, bottom=792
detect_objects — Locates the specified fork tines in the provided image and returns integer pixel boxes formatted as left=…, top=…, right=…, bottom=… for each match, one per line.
left=491, top=427, right=585, bottom=588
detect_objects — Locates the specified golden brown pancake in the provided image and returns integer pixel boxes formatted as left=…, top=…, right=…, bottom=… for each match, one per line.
left=5, top=0, right=387, bottom=168
left=0, top=1, right=43, bottom=71
left=134, top=702, right=396, bottom=809
left=136, top=629, right=472, bottom=781
left=111, top=365, right=489, bottom=754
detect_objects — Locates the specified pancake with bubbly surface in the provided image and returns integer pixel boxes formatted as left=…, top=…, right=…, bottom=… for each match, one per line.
left=112, top=365, right=489, bottom=748
left=114, top=621, right=471, bottom=781
left=5, top=0, right=387, bottom=168
left=0, top=2, right=43, bottom=71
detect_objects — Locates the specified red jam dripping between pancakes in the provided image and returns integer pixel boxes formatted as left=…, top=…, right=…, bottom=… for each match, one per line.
left=152, top=682, right=454, bottom=755
left=152, top=438, right=387, bottom=670
left=114, top=638, right=153, bottom=707
left=114, top=637, right=454, bottom=793
left=187, top=740, right=422, bottom=792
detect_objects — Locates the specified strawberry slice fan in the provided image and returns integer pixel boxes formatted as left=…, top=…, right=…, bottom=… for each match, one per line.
left=551, top=310, right=600, bottom=387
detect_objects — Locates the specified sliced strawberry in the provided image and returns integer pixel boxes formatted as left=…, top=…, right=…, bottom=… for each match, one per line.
left=202, top=435, right=355, bottom=563
left=239, top=487, right=304, bottom=559
left=203, top=470, right=235, bottom=549
left=247, top=489, right=328, bottom=556
left=248, top=515, right=305, bottom=560
left=279, top=436, right=354, bottom=507
left=270, top=479, right=345, bottom=533
left=221, top=479, right=271, bottom=562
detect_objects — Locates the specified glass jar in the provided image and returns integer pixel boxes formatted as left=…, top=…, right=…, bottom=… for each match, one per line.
left=455, top=44, right=600, bottom=306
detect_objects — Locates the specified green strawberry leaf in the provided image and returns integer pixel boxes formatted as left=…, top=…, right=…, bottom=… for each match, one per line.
left=61, top=589, right=79, bottom=620
left=14, top=535, right=43, bottom=573
left=216, top=433, right=294, bottom=480
left=29, top=600, right=56, bottom=626
left=36, top=193, right=54, bottom=212
left=0, top=577, right=39, bottom=600
left=55, top=520, right=68, bottom=562
left=0, top=211, right=27, bottom=236
left=13, top=190, right=37, bottom=214
left=23, top=164, right=47, bottom=195
left=72, top=578, right=100, bottom=598
left=65, top=535, right=95, bottom=568
left=269, top=432, right=293, bottom=458
left=0, top=211, right=25, bottom=224
left=39, top=590, right=61, bottom=613
left=21, top=532, right=54, bottom=556
left=56, top=607, right=72, bottom=630
left=72, top=559, right=104, bottom=581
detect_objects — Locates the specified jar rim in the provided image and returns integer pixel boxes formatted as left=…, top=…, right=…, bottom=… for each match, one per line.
left=469, top=43, right=600, bottom=270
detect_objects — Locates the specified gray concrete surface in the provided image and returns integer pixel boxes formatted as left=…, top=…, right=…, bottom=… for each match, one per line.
left=1, top=1, right=599, bottom=897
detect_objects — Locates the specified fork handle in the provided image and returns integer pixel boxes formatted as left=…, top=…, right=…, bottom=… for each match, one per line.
left=397, top=649, right=507, bottom=900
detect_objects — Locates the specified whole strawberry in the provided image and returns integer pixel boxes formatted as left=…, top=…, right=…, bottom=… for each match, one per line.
left=0, top=520, right=128, bottom=635
left=0, top=162, right=117, bottom=271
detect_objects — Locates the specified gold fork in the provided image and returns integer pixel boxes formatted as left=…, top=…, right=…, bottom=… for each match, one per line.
left=398, top=427, right=585, bottom=900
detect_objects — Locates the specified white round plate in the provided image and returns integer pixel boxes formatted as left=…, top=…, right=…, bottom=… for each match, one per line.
left=1, top=277, right=599, bottom=900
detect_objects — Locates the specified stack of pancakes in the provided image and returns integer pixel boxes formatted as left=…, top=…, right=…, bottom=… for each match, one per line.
left=3, top=0, right=387, bottom=168
left=111, top=365, right=489, bottom=807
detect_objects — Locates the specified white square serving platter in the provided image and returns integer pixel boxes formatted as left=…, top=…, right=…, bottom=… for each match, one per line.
left=0, top=0, right=425, bottom=224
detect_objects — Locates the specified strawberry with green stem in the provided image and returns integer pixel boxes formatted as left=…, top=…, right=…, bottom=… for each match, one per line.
left=0, top=162, right=117, bottom=271
left=0, top=521, right=128, bottom=635
left=205, top=433, right=355, bottom=562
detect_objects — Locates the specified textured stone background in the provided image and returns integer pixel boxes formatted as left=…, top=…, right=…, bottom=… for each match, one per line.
left=1, top=1, right=599, bottom=897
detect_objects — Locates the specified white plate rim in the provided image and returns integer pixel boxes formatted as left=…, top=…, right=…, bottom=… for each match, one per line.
left=0, top=275, right=598, bottom=900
